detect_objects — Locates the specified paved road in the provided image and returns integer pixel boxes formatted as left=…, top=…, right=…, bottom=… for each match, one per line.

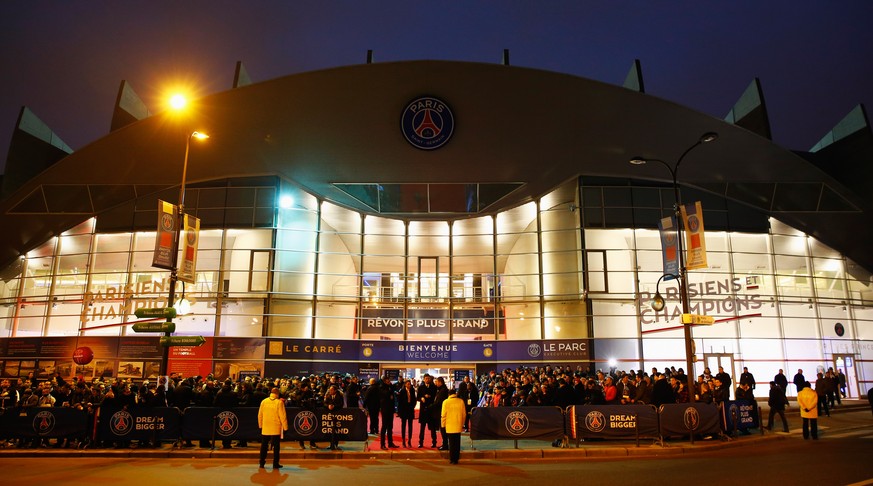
left=3, top=409, right=871, bottom=486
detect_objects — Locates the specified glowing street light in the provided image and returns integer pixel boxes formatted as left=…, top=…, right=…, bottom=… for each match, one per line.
left=169, top=94, right=187, bottom=111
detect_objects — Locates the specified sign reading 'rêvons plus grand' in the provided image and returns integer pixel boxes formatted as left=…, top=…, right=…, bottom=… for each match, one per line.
left=361, top=308, right=496, bottom=335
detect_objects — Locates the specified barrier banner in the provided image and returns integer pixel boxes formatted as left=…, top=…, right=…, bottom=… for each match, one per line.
left=284, top=407, right=368, bottom=442
left=470, top=406, right=564, bottom=441
left=658, top=403, right=721, bottom=438
left=721, top=399, right=759, bottom=432
left=97, top=406, right=181, bottom=441
left=568, top=404, right=659, bottom=439
left=0, top=407, right=89, bottom=438
left=182, top=407, right=261, bottom=441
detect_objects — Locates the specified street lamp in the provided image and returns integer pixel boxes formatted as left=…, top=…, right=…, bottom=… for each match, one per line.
left=650, top=273, right=680, bottom=312
left=159, top=130, right=209, bottom=376
left=630, top=131, right=718, bottom=402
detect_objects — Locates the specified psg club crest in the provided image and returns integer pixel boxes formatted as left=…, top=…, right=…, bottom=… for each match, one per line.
left=33, top=410, right=56, bottom=436
left=683, top=407, right=700, bottom=431
left=584, top=410, right=606, bottom=433
left=110, top=410, right=134, bottom=436
left=527, top=343, right=542, bottom=358
left=294, top=410, right=318, bottom=436
left=401, top=96, right=455, bottom=150
left=504, top=411, right=530, bottom=436
left=160, top=212, right=175, bottom=231
left=216, top=411, right=239, bottom=437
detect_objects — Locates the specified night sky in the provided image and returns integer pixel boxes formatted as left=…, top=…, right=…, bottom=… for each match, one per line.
left=1, top=2, right=872, bottom=173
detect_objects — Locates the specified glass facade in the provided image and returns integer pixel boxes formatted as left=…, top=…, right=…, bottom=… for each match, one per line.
left=1, top=177, right=871, bottom=397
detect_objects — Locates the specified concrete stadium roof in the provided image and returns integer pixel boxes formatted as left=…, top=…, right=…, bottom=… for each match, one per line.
left=2, top=60, right=872, bottom=274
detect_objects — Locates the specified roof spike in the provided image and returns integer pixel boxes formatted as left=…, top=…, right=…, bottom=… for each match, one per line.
left=802, top=104, right=872, bottom=207
left=623, top=59, right=644, bottom=93
left=724, top=78, right=771, bottom=140
left=2, top=106, right=72, bottom=197
left=233, top=61, right=252, bottom=88
left=110, top=80, right=150, bottom=132
left=810, top=104, right=870, bottom=152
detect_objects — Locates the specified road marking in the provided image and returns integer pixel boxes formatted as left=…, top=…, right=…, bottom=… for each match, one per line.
left=817, top=429, right=873, bottom=439
left=845, top=479, right=873, bottom=486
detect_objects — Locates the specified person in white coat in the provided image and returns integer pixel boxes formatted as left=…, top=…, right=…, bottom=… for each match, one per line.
left=258, top=387, right=288, bottom=469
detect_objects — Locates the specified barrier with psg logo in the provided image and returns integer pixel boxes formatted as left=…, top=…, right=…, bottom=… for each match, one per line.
left=720, top=399, right=760, bottom=433
left=181, top=407, right=260, bottom=441
left=0, top=407, right=88, bottom=439
left=658, top=402, right=721, bottom=439
left=567, top=404, right=660, bottom=440
left=469, top=406, right=565, bottom=442
left=284, top=407, right=368, bottom=442
left=97, top=406, right=182, bottom=441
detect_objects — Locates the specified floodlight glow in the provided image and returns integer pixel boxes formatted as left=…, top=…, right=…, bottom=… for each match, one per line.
left=169, top=94, right=187, bottom=111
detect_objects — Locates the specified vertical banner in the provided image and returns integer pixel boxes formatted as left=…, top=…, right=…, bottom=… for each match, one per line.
left=680, top=201, right=707, bottom=270
left=178, top=214, right=200, bottom=284
left=152, top=200, right=177, bottom=270
left=658, top=215, right=679, bottom=280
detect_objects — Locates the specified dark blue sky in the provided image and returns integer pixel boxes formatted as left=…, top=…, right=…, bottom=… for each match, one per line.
left=2, top=2, right=872, bottom=172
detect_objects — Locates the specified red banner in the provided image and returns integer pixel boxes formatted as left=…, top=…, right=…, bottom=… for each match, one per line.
left=681, top=201, right=708, bottom=270
left=152, top=200, right=177, bottom=270
left=178, top=214, right=200, bottom=284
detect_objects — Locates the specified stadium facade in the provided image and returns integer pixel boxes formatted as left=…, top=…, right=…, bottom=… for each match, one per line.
left=0, top=58, right=871, bottom=396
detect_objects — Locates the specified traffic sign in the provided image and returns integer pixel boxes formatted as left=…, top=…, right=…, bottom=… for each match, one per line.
left=135, top=307, right=177, bottom=319
left=132, top=321, right=176, bottom=333
left=681, top=313, right=715, bottom=325
left=160, top=336, right=206, bottom=347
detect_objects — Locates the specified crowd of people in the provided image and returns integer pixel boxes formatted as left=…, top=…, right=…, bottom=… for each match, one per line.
left=0, top=363, right=852, bottom=451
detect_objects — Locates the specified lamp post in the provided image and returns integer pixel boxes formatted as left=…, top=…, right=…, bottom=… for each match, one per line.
left=160, top=130, right=209, bottom=377
left=630, top=131, right=718, bottom=402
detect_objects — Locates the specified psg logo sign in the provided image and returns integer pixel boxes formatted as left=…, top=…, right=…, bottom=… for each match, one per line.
left=504, top=410, right=530, bottom=436
left=216, top=411, right=239, bottom=437
left=294, top=410, right=318, bottom=436
left=33, top=410, right=56, bottom=435
left=110, top=410, right=134, bottom=436
left=683, top=407, right=700, bottom=431
left=584, top=411, right=606, bottom=433
left=401, top=96, right=455, bottom=150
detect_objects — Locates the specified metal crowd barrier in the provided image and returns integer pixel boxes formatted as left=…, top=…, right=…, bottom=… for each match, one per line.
left=1, top=400, right=759, bottom=448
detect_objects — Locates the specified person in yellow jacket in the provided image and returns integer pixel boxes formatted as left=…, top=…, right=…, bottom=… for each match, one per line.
left=441, top=388, right=467, bottom=464
left=797, top=381, right=819, bottom=440
left=258, top=387, right=288, bottom=468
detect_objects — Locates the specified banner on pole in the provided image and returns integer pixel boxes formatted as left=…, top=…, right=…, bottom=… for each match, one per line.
left=680, top=201, right=708, bottom=270
left=658, top=215, right=679, bottom=280
left=178, top=214, right=200, bottom=284
left=152, top=200, right=177, bottom=270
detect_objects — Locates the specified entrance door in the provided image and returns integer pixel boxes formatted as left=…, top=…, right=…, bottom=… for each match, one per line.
left=704, top=353, right=735, bottom=398
left=389, top=366, right=474, bottom=389
left=833, top=354, right=858, bottom=399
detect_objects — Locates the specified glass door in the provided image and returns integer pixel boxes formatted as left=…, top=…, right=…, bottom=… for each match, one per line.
left=704, top=352, right=735, bottom=398
left=833, top=355, right=857, bottom=398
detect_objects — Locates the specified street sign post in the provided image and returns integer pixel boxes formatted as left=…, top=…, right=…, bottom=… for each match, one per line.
left=681, top=313, right=715, bottom=325
left=160, top=336, right=206, bottom=347
left=134, top=307, right=177, bottom=319
left=132, top=321, right=176, bottom=333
